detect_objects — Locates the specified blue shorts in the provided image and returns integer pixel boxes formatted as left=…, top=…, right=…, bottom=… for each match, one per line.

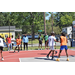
left=60, top=45, right=68, bottom=50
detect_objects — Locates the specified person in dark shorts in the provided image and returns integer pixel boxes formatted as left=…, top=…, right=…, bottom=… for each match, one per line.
left=0, top=35, right=4, bottom=60
left=38, top=34, right=43, bottom=50
left=44, top=33, right=48, bottom=50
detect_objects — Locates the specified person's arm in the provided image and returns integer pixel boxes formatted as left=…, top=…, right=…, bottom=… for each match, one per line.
left=66, top=38, right=68, bottom=43
left=27, top=37, right=28, bottom=44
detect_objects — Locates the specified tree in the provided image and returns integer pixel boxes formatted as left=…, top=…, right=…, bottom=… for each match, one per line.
left=60, top=15, right=72, bottom=26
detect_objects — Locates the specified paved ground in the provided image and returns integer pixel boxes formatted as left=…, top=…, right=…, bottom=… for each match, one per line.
left=0, top=49, right=75, bottom=62
left=19, top=56, right=75, bottom=62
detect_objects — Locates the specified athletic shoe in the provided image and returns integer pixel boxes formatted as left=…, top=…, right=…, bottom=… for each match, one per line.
left=56, top=58, right=60, bottom=61
left=38, top=49, right=39, bottom=50
left=66, top=58, right=69, bottom=61
left=14, top=51, right=15, bottom=53
left=55, top=51, right=57, bottom=54
left=2, top=58, right=4, bottom=61
left=18, top=50, right=19, bottom=53
left=46, top=55, right=49, bottom=59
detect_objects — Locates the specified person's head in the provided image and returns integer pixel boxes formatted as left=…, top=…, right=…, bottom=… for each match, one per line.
left=9, top=35, right=11, bottom=38
left=45, top=33, right=47, bottom=35
left=0, top=35, right=1, bottom=38
left=12, top=35, right=13, bottom=38
left=51, top=31, right=55, bottom=36
left=25, top=34, right=27, bottom=37
left=61, top=32, right=66, bottom=36
left=18, top=35, right=20, bottom=39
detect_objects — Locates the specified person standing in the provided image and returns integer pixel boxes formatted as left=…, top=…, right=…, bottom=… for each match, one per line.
left=11, top=35, right=15, bottom=49
left=7, top=35, right=12, bottom=51
left=56, top=32, right=69, bottom=61
left=0, top=35, right=4, bottom=60
left=46, top=32, right=56, bottom=59
left=23, top=34, right=29, bottom=50
left=38, top=34, right=43, bottom=50
left=44, top=33, right=48, bottom=50
left=14, top=36, right=22, bottom=53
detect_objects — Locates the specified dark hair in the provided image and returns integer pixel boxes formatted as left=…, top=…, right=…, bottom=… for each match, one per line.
left=61, top=32, right=65, bottom=36
left=51, top=33, right=55, bottom=35
left=12, top=35, right=13, bottom=37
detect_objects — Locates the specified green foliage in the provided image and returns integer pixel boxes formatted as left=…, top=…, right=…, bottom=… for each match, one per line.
left=60, top=15, right=72, bottom=25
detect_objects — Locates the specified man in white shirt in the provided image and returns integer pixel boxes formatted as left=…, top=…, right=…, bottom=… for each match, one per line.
left=46, top=32, right=56, bottom=60
left=0, top=35, right=4, bottom=60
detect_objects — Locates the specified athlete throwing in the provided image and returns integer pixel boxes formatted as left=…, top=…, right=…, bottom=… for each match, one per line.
left=14, top=36, right=22, bottom=53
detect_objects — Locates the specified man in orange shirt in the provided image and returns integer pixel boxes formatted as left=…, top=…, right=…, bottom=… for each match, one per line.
left=6, top=36, right=12, bottom=51
left=14, top=36, right=22, bottom=53
left=56, top=32, right=69, bottom=61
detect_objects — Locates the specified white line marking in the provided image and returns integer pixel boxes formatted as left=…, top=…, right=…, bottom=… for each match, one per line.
left=19, top=58, right=21, bottom=62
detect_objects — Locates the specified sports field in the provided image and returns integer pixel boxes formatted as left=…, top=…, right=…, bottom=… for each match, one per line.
left=0, top=49, right=75, bottom=62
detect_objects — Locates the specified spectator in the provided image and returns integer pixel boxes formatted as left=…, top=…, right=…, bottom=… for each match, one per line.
left=11, top=35, right=15, bottom=49
left=38, top=34, right=43, bottom=50
left=44, top=33, right=48, bottom=50
left=6, top=35, right=12, bottom=51
left=23, top=34, right=29, bottom=50
left=14, top=35, right=22, bottom=53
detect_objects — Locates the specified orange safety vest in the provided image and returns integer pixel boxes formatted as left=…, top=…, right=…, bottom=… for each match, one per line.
left=60, top=36, right=67, bottom=46
left=16, top=38, right=22, bottom=45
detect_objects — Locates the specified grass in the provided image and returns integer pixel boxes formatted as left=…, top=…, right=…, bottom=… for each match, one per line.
left=28, top=39, right=45, bottom=44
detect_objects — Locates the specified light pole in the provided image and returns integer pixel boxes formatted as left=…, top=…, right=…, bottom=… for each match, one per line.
left=52, top=12, right=53, bottom=32
left=43, top=12, right=46, bottom=34
left=9, top=19, right=10, bottom=37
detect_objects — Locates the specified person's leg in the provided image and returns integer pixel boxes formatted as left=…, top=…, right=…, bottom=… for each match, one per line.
left=10, top=43, right=12, bottom=50
left=14, top=46, right=17, bottom=53
left=12, top=43, right=13, bottom=49
left=65, top=46, right=69, bottom=61
left=41, top=43, right=42, bottom=50
left=45, top=41, right=46, bottom=49
left=58, top=50, right=62, bottom=58
left=26, top=43, right=28, bottom=50
left=8, top=44, right=9, bottom=51
left=47, top=42, right=48, bottom=49
left=18, top=45, right=20, bottom=52
left=24, top=43, right=25, bottom=50
left=0, top=47, right=4, bottom=60
left=47, top=49, right=52, bottom=59
left=65, top=50, right=68, bottom=57
left=38, top=42, right=40, bottom=50
left=52, top=50, right=54, bottom=59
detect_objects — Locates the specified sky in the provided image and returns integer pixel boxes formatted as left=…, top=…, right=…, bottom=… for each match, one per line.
left=45, top=12, right=56, bottom=20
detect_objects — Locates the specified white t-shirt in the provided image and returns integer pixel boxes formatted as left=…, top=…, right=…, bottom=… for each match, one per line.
left=48, top=36, right=56, bottom=46
left=11, top=38, right=15, bottom=44
left=0, top=38, right=4, bottom=47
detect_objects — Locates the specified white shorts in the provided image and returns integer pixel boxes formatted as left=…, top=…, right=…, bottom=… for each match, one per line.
left=49, top=46, right=54, bottom=50
left=16, top=45, right=21, bottom=47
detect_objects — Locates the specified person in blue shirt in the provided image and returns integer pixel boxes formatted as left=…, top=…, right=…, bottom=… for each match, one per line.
left=23, top=34, right=29, bottom=50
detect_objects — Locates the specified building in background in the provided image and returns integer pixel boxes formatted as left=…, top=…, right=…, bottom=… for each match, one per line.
left=0, top=26, right=22, bottom=41
left=62, top=26, right=72, bottom=35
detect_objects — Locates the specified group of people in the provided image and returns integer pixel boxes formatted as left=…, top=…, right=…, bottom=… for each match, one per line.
left=0, top=32, right=69, bottom=61
left=0, top=34, right=29, bottom=60
left=38, top=31, right=69, bottom=61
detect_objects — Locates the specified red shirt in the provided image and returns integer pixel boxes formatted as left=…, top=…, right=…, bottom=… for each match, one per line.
left=7, top=37, right=11, bottom=44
